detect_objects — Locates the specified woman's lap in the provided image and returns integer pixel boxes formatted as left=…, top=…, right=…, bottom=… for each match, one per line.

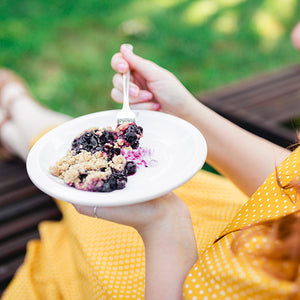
left=3, top=170, right=247, bottom=299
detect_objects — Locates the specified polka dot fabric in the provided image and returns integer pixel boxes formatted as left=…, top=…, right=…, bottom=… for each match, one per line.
left=183, top=146, right=300, bottom=300
left=4, top=130, right=299, bottom=299
left=2, top=169, right=247, bottom=300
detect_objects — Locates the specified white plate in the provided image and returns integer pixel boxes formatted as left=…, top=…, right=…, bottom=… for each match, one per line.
left=26, top=110, right=207, bottom=207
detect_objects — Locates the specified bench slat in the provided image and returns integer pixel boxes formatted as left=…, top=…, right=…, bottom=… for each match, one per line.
left=0, top=230, right=40, bottom=261
left=0, top=194, right=56, bottom=223
left=0, top=207, right=61, bottom=242
left=201, top=65, right=300, bottom=147
left=0, top=185, right=40, bottom=207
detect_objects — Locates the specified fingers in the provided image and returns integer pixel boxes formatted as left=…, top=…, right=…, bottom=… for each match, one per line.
left=73, top=204, right=94, bottom=217
left=111, top=87, right=154, bottom=105
left=120, top=44, right=166, bottom=82
left=73, top=204, right=127, bottom=223
left=111, top=80, right=153, bottom=105
left=291, top=21, right=300, bottom=50
left=74, top=204, right=125, bottom=221
left=131, top=102, right=161, bottom=111
left=111, top=53, right=129, bottom=73
left=111, top=88, right=159, bottom=110
left=112, top=73, right=152, bottom=100
left=112, top=73, right=139, bottom=97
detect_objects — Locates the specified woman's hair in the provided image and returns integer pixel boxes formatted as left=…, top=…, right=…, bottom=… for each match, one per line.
left=232, top=165, right=300, bottom=298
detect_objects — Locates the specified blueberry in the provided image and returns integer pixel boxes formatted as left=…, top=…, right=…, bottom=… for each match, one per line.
left=126, top=124, right=143, bottom=135
left=100, top=130, right=114, bottom=144
left=85, top=145, right=92, bottom=152
left=124, top=132, right=137, bottom=144
left=116, top=179, right=126, bottom=189
left=108, top=176, right=118, bottom=190
left=79, top=174, right=87, bottom=182
left=71, top=130, right=102, bottom=154
left=101, top=145, right=114, bottom=160
left=131, top=142, right=139, bottom=149
left=127, top=124, right=139, bottom=133
left=84, top=132, right=92, bottom=139
left=137, top=126, right=143, bottom=134
left=113, top=148, right=121, bottom=155
left=111, top=170, right=127, bottom=180
left=90, top=135, right=99, bottom=146
left=125, top=161, right=136, bottom=175
left=100, top=182, right=111, bottom=192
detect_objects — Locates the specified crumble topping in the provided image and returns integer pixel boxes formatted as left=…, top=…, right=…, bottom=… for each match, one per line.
left=50, top=122, right=143, bottom=192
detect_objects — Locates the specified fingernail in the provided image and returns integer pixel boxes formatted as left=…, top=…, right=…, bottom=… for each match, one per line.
left=140, top=91, right=152, bottom=101
left=121, top=44, right=133, bottom=55
left=123, top=44, right=133, bottom=51
left=129, top=86, right=139, bottom=97
left=118, top=63, right=127, bottom=72
left=153, top=103, right=161, bottom=110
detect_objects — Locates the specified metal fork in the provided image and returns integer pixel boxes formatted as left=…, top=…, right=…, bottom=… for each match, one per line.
left=116, top=68, right=136, bottom=125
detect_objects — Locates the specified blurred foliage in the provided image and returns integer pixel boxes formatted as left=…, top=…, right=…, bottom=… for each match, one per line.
left=0, top=0, right=300, bottom=117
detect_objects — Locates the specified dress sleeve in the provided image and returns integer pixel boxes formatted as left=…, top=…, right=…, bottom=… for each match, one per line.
left=183, top=147, right=300, bottom=299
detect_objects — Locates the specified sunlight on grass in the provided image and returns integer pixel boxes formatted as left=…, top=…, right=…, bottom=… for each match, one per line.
left=1, top=0, right=299, bottom=115
left=263, top=0, right=297, bottom=21
left=253, top=10, right=284, bottom=50
left=120, top=18, right=152, bottom=37
left=151, top=0, right=184, bottom=8
left=183, top=0, right=219, bottom=25
left=216, top=0, right=245, bottom=7
left=213, top=11, right=238, bottom=34
left=0, top=20, right=30, bottom=39
left=125, top=0, right=162, bottom=16
left=34, top=66, right=64, bottom=101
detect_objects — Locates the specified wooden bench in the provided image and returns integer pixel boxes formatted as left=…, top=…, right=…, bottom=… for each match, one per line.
left=200, top=65, right=300, bottom=148
left=1, top=65, right=299, bottom=296
left=0, top=159, right=61, bottom=296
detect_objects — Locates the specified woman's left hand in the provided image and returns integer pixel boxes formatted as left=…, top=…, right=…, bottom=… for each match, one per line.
left=74, top=192, right=198, bottom=300
left=73, top=192, right=190, bottom=235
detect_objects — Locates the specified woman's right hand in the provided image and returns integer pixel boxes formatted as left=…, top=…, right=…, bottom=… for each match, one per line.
left=111, top=44, right=198, bottom=119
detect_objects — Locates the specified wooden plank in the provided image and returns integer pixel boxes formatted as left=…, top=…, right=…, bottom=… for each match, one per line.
left=202, top=65, right=300, bottom=100
left=0, top=230, right=40, bottom=261
left=0, top=185, right=40, bottom=207
left=0, top=160, right=25, bottom=175
left=216, top=72, right=300, bottom=108
left=0, top=157, right=62, bottom=293
left=200, top=65, right=300, bottom=147
left=0, top=173, right=32, bottom=195
left=0, top=207, right=61, bottom=241
left=0, top=256, right=24, bottom=282
left=247, top=96, right=300, bottom=120
left=0, top=194, right=56, bottom=223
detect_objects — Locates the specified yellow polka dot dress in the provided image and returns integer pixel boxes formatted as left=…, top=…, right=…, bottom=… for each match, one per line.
left=3, top=145, right=300, bottom=299
left=184, top=147, right=300, bottom=300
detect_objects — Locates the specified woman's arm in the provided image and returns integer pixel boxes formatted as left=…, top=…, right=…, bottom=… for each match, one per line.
left=140, top=203, right=198, bottom=299
left=74, top=193, right=198, bottom=300
left=111, top=45, right=291, bottom=196
left=183, top=99, right=291, bottom=196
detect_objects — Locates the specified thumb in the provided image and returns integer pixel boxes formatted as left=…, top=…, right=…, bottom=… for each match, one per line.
left=120, top=44, right=165, bottom=81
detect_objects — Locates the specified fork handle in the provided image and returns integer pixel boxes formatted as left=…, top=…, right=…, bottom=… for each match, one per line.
left=123, top=69, right=131, bottom=111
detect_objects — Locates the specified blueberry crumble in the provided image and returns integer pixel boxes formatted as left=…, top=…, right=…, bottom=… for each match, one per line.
left=50, top=122, right=143, bottom=192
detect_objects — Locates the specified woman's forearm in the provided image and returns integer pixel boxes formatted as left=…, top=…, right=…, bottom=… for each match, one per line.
left=182, top=98, right=291, bottom=196
left=139, top=214, right=198, bottom=300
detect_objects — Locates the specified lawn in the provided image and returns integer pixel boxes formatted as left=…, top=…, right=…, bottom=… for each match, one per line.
left=0, top=0, right=300, bottom=117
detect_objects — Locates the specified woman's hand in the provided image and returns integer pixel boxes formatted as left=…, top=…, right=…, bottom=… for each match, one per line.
left=111, top=44, right=199, bottom=119
left=74, top=193, right=198, bottom=300
left=74, top=192, right=190, bottom=236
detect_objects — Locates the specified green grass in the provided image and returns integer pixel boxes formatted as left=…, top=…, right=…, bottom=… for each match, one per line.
left=0, top=0, right=300, bottom=117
